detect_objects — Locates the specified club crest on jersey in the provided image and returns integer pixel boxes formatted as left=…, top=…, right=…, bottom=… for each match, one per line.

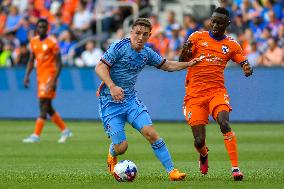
left=222, top=45, right=229, bottom=54
left=42, top=44, right=48, bottom=51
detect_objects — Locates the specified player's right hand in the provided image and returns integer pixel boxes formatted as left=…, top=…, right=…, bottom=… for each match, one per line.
left=243, top=63, right=253, bottom=77
left=188, top=58, right=201, bottom=67
left=24, top=77, right=29, bottom=88
left=110, top=85, right=124, bottom=102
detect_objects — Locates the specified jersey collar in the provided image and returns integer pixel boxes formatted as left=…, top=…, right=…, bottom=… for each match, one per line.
left=209, top=31, right=226, bottom=41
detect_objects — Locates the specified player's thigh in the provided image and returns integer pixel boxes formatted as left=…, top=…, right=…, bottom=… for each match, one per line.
left=183, top=100, right=209, bottom=126
left=104, top=114, right=127, bottom=145
left=209, top=92, right=232, bottom=120
left=131, top=111, right=153, bottom=132
left=99, top=101, right=128, bottom=144
left=127, top=97, right=152, bottom=132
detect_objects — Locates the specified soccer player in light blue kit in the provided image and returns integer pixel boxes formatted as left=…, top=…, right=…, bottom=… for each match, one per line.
left=95, top=18, right=201, bottom=181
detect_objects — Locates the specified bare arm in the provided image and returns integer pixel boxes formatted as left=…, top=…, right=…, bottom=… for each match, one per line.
left=159, top=58, right=201, bottom=72
left=23, top=52, right=35, bottom=88
left=51, top=52, right=63, bottom=89
left=95, top=61, right=124, bottom=102
left=179, top=41, right=193, bottom=62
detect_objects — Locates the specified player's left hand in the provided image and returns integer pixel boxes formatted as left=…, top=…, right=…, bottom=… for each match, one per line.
left=242, top=63, right=253, bottom=77
left=23, top=77, right=29, bottom=88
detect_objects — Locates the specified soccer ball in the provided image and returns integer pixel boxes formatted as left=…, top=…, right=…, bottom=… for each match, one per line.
left=113, top=160, right=138, bottom=182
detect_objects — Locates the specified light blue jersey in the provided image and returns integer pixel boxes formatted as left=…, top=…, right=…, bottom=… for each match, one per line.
left=99, top=38, right=165, bottom=104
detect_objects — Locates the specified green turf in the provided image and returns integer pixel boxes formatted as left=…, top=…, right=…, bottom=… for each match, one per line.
left=0, top=120, right=283, bottom=189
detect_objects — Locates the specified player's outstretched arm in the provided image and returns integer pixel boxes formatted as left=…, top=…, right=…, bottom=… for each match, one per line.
left=23, top=52, right=35, bottom=88
left=159, top=58, right=201, bottom=72
left=50, top=52, right=63, bottom=90
left=179, top=41, right=193, bottom=62
left=95, top=61, right=124, bottom=102
left=241, top=60, right=253, bottom=77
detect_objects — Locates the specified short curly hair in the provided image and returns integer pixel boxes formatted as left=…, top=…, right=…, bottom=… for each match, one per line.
left=213, top=7, right=230, bottom=18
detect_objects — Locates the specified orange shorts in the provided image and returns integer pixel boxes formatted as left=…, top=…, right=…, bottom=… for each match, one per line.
left=183, top=91, right=232, bottom=126
left=37, top=73, right=56, bottom=99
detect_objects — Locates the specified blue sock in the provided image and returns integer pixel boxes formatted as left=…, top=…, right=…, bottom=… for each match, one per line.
left=151, top=138, right=174, bottom=173
left=109, top=142, right=117, bottom=156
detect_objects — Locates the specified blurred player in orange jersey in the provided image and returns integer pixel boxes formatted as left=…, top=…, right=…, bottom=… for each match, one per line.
left=179, top=7, right=253, bottom=181
left=23, top=18, right=72, bottom=143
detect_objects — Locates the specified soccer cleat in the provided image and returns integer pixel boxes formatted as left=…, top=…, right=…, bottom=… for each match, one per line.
left=107, top=153, right=117, bottom=174
left=22, top=134, right=40, bottom=143
left=58, top=129, right=73, bottom=143
left=232, top=168, right=243, bottom=181
left=169, top=169, right=186, bottom=181
left=199, top=153, right=209, bottom=175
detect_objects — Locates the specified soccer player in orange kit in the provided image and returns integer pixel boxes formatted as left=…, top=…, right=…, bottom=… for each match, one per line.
left=179, top=7, right=253, bottom=181
left=23, top=18, right=72, bottom=143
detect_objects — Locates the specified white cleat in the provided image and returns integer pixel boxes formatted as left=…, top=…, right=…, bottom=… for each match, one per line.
left=58, top=129, right=73, bottom=143
left=22, top=134, right=40, bottom=143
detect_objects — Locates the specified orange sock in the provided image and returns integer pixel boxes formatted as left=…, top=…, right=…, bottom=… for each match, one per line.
left=223, top=131, right=238, bottom=167
left=196, top=145, right=208, bottom=157
left=51, top=112, right=67, bottom=131
left=34, top=118, right=45, bottom=136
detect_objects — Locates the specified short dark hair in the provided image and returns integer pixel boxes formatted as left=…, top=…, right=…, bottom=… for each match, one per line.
left=36, top=18, right=48, bottom=27
left=132, top=18, right=152, bottom=31
left=213, top=7, right=230, bottom=18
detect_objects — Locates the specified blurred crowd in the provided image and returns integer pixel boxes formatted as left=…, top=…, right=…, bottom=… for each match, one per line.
left=0, top=0, right=283, bottom=68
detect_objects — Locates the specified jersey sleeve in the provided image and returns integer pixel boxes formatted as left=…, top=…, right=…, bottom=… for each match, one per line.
left=50, top=37, right=60, bottom=54
left=230, top=41, right=247, bottom=64
left=187, top=31, right=198, bottom=55
left=100, top=43, right=119, bottom=67
left=146, top=47, right=165, bottom=68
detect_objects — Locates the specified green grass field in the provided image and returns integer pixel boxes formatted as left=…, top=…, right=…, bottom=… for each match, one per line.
left=0, top=120, right=283, bottom=189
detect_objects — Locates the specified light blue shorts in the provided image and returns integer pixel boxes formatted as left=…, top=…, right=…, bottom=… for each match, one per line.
left=99, top=96, right=152, bottom=144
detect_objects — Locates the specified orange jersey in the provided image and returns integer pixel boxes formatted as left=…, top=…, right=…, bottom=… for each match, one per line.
left=30, top=35, right=59, bottom=99
left=184, top=31, right=247, bottom=99
left=30, top=35, right=59, bottom=77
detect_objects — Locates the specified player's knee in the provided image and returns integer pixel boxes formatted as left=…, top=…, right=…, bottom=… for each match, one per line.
left=194, top=136, right=205, bottom=149
left=39, top=113, right=47, bottom=119
left=218, top=118, right=231, bottom=133
left=47, top=106, right=55, bottom=116
left=39, top=99, right=49, bottom=119
left=217, top=111, right=231, bottom=134
left=39, top=107, right=48, bottom=119
left=220, top=124, right=231, bottom=134
left=114, top=141, right=128, bottom=155
left=141, top=126, right=159, bottom=144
